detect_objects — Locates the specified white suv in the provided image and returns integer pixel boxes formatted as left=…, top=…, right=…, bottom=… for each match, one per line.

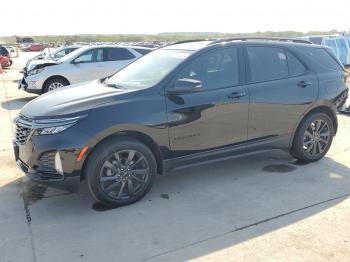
left=19, top=45, right=152, bottom=94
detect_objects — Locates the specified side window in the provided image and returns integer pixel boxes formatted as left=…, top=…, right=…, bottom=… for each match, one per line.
left=76, top=49, right=103, bottom=63
left=76, top=49, right=95, bottom=63
left=174, top=48, right=239, bottom=90
left=53, top=50, right=66, bottom=59
left=286, top=51, right=306, bottom=76
left=96, top=49, right=103, bottom=62
left=247, top=47, right=288, bottom=82
left=132, top=48, right=152, bottom=55
left=105, top=48, right=135, bottom=61
left=64, top=48, right=76, bottom=55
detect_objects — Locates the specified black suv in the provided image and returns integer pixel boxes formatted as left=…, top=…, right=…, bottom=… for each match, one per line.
left=14, top=38, right=349, bottom=207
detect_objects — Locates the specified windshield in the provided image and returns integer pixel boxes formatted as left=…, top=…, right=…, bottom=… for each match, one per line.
left=58, top=47, right=88, bottom=62
left=107, top=49, right=194, bottom=89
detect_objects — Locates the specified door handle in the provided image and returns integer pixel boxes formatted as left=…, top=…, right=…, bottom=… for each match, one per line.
left=228, top=91, right=246, bottom=99
left=297, top=81, right=312, bottom=88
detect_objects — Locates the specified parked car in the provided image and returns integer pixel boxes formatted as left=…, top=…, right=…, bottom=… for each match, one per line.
left=14, top=38, right=349, bottom=207
left=21, top=45, right=82, bottom=74
left=19, top=45, right=152, bottom=94
left=4, top=45, right=16, bottom=54
left=303, top=35, right=350, bottom=65
left=23, top=44, right=45, bottom=52
left=0, top=45, right=12, bottom=67
left=0, top=55, right=11, bottom=68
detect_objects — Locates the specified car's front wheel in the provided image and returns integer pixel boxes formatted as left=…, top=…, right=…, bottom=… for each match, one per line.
left=43, top=77, right=69, bottom=93
left=85, top=137, right=157, bottom=207
left=291, top=112, right=334, bottom=163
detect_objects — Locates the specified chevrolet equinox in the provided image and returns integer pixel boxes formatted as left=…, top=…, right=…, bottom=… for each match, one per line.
left=14, top=38, right=349, bottom=207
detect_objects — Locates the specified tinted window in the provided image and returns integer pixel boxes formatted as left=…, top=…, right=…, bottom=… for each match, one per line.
left=174, top=48, right=239, bottom=90
left=247, top=47, right=288, bottom=82
left=105, top=48, right=135, bottom=61
left=132, top=48, right=152, bottom=55
left=300, top=47, right=343, bottom=71
left=286, top=51, right=306, bottom=76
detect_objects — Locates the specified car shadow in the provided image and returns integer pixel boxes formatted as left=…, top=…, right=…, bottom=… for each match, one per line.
left=1, top=96, right=37, bottom=110
left=2, top=150, right=349, bottom=261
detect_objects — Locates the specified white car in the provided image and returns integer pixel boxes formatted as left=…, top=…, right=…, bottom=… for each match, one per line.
left=21, top=45, right=82, bottom=74
left=19, top=45, right=152, bottom=94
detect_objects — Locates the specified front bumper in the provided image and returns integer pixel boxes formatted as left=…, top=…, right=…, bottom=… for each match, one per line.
left=18, top=74, right=44, bottom=94
left=14, top=138, right=83, bottom=182
left=16, top=157, right=80, bottom=191
left=13, top=118, right=96, bottom=189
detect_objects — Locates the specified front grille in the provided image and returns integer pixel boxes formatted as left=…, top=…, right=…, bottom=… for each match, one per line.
left=15, top=115, right=33, bottom=145
left=39, top=151, right=56, bottom=170
left=15, top=124, right=31, bottom=145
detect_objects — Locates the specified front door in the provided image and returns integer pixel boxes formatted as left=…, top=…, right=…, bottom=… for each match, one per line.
left=68, top=48, right=106, bottom=84
left=166, top=47, right=249, bottom=158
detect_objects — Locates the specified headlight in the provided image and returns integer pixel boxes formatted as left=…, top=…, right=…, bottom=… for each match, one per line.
left=28, top=68, right=45, bottom=75
left=33, top=115, right=87, bottom=135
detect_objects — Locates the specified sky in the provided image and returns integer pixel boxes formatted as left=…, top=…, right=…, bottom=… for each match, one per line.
left=2, top=0, right=349, bottom=36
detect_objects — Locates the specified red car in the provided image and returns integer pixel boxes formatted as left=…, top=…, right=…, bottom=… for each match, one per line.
left=25, top=44, right=45, bottom=52
left=0, top=55, right=11, bottom=68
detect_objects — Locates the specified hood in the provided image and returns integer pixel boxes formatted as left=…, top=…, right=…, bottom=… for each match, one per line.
left=27, top=59, right=59, bottom=71
left=20, top=81, right=139, bottom=118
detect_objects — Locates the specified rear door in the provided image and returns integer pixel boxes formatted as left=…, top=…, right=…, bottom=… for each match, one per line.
left=245, top=46, right=318, bottom=144
left=104, top=47, right=137, bottom=76
left=68, top=48, right=106, bottom=83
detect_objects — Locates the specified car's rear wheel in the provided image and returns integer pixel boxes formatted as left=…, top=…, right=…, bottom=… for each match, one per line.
left=43, top=77, right=69, bottom=93
left=85, top=137, right=157, bottom=207
left=290, top=112, right=334, bottom=162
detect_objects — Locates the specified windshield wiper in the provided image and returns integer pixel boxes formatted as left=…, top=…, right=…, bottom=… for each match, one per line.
left=106, top=83, right=126, bottom=89
left=103, top=78, right=125, bottom=89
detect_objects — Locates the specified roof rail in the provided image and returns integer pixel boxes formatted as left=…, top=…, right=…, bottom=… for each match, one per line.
left=209, top=37, right=313, bottom=45
left=166, top=39, right=209, bottom=46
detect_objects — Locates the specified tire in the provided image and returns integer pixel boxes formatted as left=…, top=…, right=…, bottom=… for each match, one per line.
left=85, top=137, right=157, bottom=207
left=290, top=112, right=334, bottom=163
left=43, top=77, right=69, bottom=93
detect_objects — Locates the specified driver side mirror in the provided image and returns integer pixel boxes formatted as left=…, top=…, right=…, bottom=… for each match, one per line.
left=167, top=78, right=203, bottom=95
left=72, top=58, right=82, bottom=64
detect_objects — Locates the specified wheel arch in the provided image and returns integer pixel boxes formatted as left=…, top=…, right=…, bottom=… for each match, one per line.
left=81, top=131, right=164, bottom=180
left=42, top=75, right=70, bottom=91
left=290, top=105, right=338, bottom=147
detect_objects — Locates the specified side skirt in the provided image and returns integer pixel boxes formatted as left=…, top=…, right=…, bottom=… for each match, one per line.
left=162, top=134, right=291, bottom=173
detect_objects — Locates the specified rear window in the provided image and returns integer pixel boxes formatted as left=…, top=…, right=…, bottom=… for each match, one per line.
left=132, top=48, right=152, bottom=55
left=247, top=46, right=288, bottom=82
left=299, top=47, right=343, bottom=71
